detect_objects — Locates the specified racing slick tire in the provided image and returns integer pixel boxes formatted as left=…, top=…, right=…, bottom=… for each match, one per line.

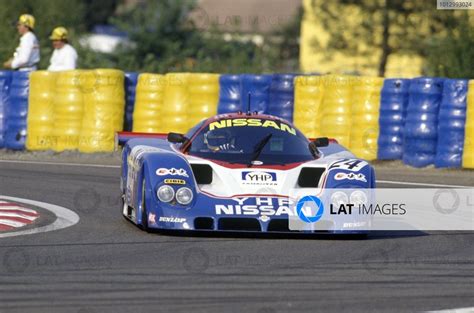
left=140, top=178, right=150, bottom=232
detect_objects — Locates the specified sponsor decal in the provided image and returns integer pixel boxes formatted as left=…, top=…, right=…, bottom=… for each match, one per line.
left=209, top=118, right=296, bottom=135
left=156, top=168, right=189, bottom=177
left=164, top=178, right=186, bottom=185
left=159, top=216, right=186, bottom=223
left=241, top=171, right=277, bottom=186
left=149, top=213, right=156, bottom=224
left=334, top=172, right=367, bottom=182
left=215, top=197, right=294, bottom=216
left=328, top=159, right=368, bottom=172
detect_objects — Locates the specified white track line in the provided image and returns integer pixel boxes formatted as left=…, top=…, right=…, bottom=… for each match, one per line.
left=0, top=159, right=120, bottom=168
left=376, top=180, right=472, bottom=188
left=0, top=159, right=472, bottom=188
left=425, top=307, right=474, bottom=313
left=0, top=196, right=79, bottom=238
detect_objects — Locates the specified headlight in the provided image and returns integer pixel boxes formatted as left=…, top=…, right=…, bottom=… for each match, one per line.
left=157, top=185, right=174, bottom=203
left=331, top=191, right=348, bottom=207
left=350, top=190, right=368, bottom=206
left=176, top=187, right=193, bottom=205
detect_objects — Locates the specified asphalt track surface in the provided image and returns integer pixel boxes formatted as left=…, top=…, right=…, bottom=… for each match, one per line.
left=0, top=158, right=473, bottom=313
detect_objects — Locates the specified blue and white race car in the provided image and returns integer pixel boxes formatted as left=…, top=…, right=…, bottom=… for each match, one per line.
left=119, top=113, right=375, bottom=234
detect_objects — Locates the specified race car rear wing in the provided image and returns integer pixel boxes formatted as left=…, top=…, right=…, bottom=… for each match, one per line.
left=115, top=131, right=168, bottom=149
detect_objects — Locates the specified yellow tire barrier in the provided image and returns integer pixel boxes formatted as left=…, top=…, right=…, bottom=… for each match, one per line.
left=349, top=76, right=383, bottom=160
left=79, top=69, right=125, bottom=153
left=51, top=70, right=84, bottom=152
left=319, top=75, right=353, bottom=147
left=26, top=71, right=56, bottom=150
left=293, top=75, right=324, bottom=138
left=188, top=73, right=220, bottom=127
left=160, top=73, right=190, bottom=133
left=132, top=73, right=165, bottom=133
left=462, top=80, right=474, bottom=168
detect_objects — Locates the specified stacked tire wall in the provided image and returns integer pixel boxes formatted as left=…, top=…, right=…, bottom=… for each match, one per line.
left=0, top=71, right=12, bottom=148
left=463, top=80, right=474, bottom=168
left=349, top=77, right=384, bottom=160
left=377, top=79, right=410, bottom=160
left=293, top=75, right=324, bottom=138
left=26, top=71, right=56, bottom=150
left=24, top=69, right=125, bottom=152
left=218, top=75, right=241, bottom=114
left=51, top=70, right=84, bottom=151
left=188, top=73, right=220, bottom=127
left=132, top=73, right=220, bottom=134
left=319, top=75, right=353, bottom=147
left=240, top=74, right=272, bottom=114
left=132, top=74, right=165, bottom=133
left=268, top=74, right=296, bottom=122
left=124, top=72, right=138, bottom=131
left=435, top=79, right=468, bottom=168
left=403, top=78, right=444, bottom=168
left=79, top=69, right=125, bottom=153
left=5, top=71, right=29, bottom=150
left=3, top=70, right=474, bottom=170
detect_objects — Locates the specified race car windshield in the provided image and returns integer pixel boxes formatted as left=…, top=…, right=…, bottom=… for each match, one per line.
left=186, top=118, right=316, bottom=165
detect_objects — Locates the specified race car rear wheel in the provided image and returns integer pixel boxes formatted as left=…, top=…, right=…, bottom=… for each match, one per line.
left=141, top=178, right=150, bottom=232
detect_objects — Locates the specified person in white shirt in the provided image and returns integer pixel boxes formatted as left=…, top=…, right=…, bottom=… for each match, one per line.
left=3, top=14, right=40, bottom=71
left=47, top=27, right=78, bottom=72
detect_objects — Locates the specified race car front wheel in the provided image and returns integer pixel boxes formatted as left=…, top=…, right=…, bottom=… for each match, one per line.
left=141, top=178, right=150, bottom=232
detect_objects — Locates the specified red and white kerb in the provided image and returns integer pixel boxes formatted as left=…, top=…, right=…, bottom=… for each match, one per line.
left=0, top=201, right=40, bottom=231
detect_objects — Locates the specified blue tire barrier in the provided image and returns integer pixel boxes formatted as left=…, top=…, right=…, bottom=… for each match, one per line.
left=0, top=70, right=12, bottom=92
left=377, top=79, right=410, bottom=160
left=0, top=71, right=12, bottom=148
left=268, top=74, right=296, bottom=122
left=217, top=75, right=241, bottom=114
left=434, top=79, right=468, bottom=168
left=0, top=81, right=6, bottom=148
left=403, top=77, right=444, bottom=167
left=240, top=74, right=272, bottom=113
left=5, top=71, right=30, bottom=150
left=124, top=72, right=139, bottom=131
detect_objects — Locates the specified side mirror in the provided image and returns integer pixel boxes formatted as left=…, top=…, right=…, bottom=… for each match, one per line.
left=167, top=132, right=188, bottom=143
left=314, top=137, right=329, bottom=147
left=309, top=142, right=319, bottom=157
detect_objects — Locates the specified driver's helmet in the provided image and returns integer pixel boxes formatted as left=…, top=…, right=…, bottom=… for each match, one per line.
left=204, top=129, right=235, bottom=151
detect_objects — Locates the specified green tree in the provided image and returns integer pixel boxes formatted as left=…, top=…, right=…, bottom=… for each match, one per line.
left=425, top=13, right=474, bottom=78
left=310, top=0, right=462, bottom=76
left=110, top=0, right=280, bottom=73
left=271, top=5, right=303, bottom=72
left=83, top=0, right=122, bottom=31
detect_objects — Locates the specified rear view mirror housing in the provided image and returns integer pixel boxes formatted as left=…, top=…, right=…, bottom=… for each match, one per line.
left=309, top=137, right=329, bottom=158
left=314, top=137, right=329, bottom=147
left=167, top=132, right=188, bottom=144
